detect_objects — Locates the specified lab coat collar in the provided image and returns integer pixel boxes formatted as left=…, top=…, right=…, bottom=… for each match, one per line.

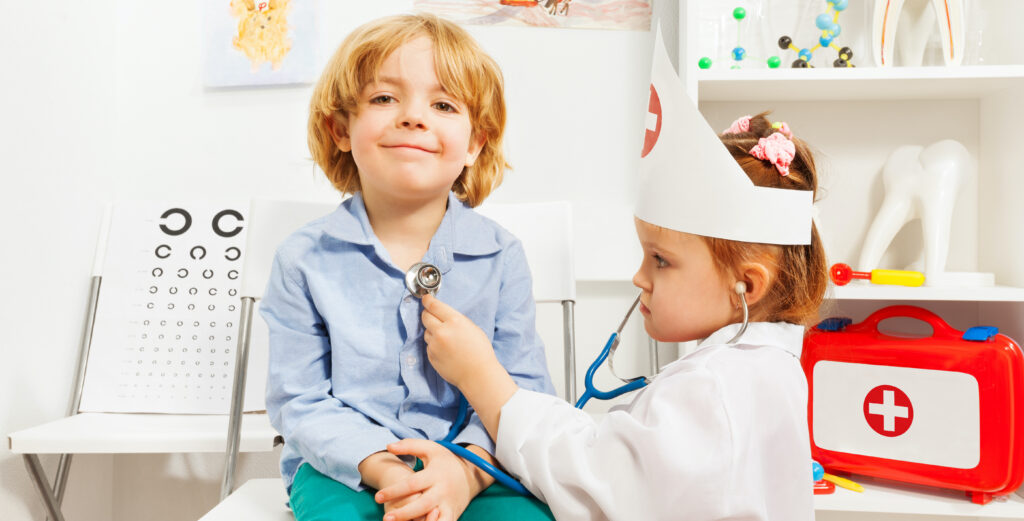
left=697, top=321, right=805, bottom=359
left=320, top=192, right=501, bottom=270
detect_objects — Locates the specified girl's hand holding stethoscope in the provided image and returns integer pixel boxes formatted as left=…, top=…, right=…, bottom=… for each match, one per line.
left=419, top=293, right=520, bottom=441
left=420, top=294, right=504, bottom=391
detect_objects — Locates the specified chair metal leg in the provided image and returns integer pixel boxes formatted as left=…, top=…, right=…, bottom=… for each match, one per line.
left=45, top=275, right=103, bottom=517
left=52, top=454, right=73, bottom=507
left=24, top=455, right=67, bottom=521
left=221, top=296, right=256, bottom=500
left=562, top=300, right=577, bottom=404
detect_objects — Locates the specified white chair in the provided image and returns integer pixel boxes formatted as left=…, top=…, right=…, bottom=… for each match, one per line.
left=6, top=202, right=285, bottom=521
left=201, top=200, right=577, bottom=521
left=219, top=198, right=342, bottom=498
left=475, top=201, right=578, bottom=402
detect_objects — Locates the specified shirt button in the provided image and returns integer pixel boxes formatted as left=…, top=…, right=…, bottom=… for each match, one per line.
left=405, top=355, right=417, bottom=367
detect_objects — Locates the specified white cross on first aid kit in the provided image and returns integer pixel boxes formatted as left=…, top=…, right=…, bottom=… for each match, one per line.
left=813, top=362, right=979, bottom=469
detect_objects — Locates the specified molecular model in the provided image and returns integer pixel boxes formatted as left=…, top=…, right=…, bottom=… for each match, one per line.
left=778, top=0, right=855, bottom=68
left=699, top=7, right=782, bottom=70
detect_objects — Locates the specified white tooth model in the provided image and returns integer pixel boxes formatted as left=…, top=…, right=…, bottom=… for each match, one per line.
left=872, top=0, right=964, bottom=67
left=858, top=139, right=993, bottom=287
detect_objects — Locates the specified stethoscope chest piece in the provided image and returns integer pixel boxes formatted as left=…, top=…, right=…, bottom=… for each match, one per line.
left=405, top=262, right=441, bottom=298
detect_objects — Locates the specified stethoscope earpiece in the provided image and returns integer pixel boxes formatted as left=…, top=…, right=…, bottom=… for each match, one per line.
left=405, top=262, right=441, bottom=298
left=728, top=280, right=750, bottom=344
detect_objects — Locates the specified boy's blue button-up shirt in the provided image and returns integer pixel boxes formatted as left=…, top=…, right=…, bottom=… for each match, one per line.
left=261, top=192, right=556, bottom=491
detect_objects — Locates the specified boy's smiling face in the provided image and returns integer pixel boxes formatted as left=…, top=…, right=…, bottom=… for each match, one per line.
left=632, top=218, right=736, bottom=343
left=333, top=36, right=484, bottom=207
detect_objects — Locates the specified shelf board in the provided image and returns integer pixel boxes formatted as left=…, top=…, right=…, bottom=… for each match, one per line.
left=815, top=475, right=1024, bottom=518
left=696, top=65, right=1024, bottom=101
left=829, top=283, right=1024, bottom=302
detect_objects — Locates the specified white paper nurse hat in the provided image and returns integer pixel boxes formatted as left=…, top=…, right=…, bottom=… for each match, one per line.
left=634, top=30, right=813, bottom=245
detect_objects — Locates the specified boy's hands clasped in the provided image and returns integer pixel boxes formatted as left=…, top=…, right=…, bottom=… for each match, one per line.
left=375, top=440, right=494, bottom=521
left=358, top=452, right=435, bottom=521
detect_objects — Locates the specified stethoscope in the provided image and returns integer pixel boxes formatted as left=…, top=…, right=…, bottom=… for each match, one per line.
left=405, top=263, right=750, bottom=496
left=574, top=280, right=749, bottom=408
left=406, top=262, right=441, bottom=298
left=406, top=262, right=529, bottom=492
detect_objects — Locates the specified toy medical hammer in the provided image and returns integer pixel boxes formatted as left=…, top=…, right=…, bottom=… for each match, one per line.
left=830, top=263, right=925, bottom=287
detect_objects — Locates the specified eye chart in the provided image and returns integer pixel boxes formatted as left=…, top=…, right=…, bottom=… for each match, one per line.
left=78, top=201, right=253, bottom=414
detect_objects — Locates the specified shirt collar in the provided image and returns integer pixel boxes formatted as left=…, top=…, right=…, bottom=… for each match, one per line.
left=697, top=321, right=805, bottom=359
left=321, top=192, right=374, bottom=246
left=321, top=192, right=502, bottom=266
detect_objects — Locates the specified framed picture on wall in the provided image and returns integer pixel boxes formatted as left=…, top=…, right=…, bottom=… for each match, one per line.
left=414, top=0, right=652, bottom=31
left=203, top=0, right=317, bottom=87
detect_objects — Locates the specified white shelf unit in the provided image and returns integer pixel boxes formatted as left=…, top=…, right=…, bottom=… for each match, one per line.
left=680, top=1, right=1024, bottom=519
left=815, top=475, right=1024, bottom=519
left=831, top=284, right=1024, bottom=302
left=697, top=65, right=1024, bottom=101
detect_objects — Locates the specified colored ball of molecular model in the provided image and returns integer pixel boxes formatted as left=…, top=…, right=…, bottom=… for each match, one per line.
left=729, top=7, right=749, bottom=68
left=777, top=0, right=855, bottom=68
left=699, top=6, right=781, bottom=70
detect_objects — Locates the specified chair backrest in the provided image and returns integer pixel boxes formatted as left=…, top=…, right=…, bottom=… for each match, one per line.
left=239, top=199, right=342, bottom=300
left=476, top=201, right=577, bottom=402
left=475, top=201, right=576, bottom=304
left=233, top=199, right=339, bottom=412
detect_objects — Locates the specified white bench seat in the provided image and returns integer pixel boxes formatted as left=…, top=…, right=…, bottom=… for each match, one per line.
left=199, top=479, right=291, bottom=521
left=8, top=412, right=276, bottom=454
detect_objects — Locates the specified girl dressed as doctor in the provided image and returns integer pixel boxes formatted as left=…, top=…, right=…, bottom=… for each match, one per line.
left=374, top=58, right=829, bottom=520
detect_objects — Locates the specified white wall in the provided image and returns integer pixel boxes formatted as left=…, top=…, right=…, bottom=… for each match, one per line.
left=0, top=1, right=677, bottom=520
left=2, top=1, right=118, bottom=519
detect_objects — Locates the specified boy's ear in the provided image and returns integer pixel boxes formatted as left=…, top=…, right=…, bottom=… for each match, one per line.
left=464, top=132, right=486, bottom=167
left=734, top=262, right=772, bottom=309
left=325, top=113, right=352, bottom=153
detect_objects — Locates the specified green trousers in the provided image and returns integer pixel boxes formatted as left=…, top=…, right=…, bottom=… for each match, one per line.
left=289, top=462, right=554, bottom=521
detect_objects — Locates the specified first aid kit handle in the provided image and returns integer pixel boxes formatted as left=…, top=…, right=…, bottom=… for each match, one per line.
left=856, top=305, right=962, bottom=340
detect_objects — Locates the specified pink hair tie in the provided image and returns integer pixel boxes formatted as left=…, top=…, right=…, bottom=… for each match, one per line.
left=723, top=115, right=752, bottom=134
left=749, top=132, right=796, bottom=176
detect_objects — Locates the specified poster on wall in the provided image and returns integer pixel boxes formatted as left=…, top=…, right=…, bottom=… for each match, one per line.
left=413, top=0, right=652, bottom=31
left=203, top=0, right=317, bottom=87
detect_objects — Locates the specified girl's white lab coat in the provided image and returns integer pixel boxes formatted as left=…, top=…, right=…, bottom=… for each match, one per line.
left=495, top=322, right=814, bottom=521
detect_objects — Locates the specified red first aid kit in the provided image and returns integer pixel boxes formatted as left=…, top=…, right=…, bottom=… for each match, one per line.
left=803, top=305, right=1024, bottom=504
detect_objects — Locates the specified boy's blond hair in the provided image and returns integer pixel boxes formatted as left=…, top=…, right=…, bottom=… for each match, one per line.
left=308, top=13, right=508, bottom=207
